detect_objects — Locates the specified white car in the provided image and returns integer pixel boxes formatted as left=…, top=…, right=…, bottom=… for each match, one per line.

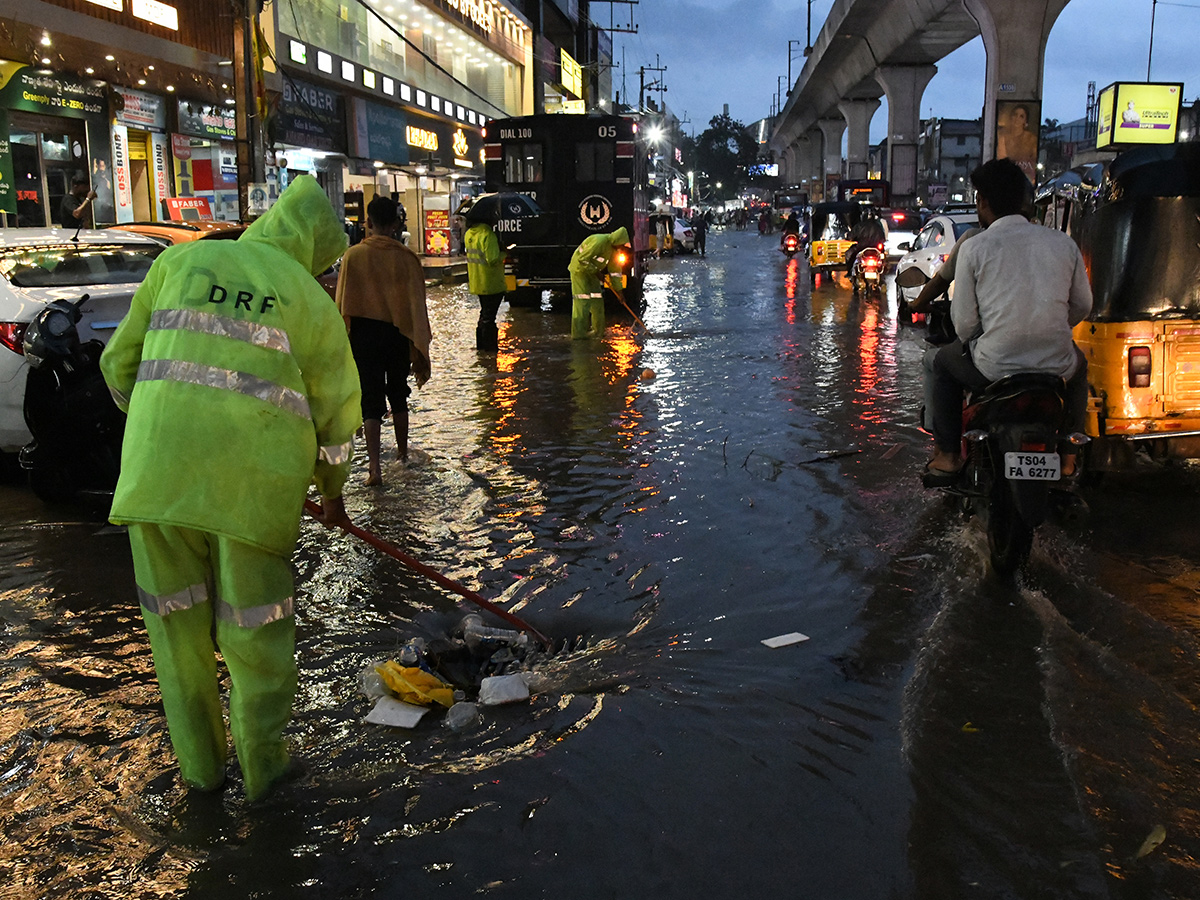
left=881, top=208, right=923, bottom=261
left=893, top=212, right=980, bottom=305
left=673, top=218, right=696, bottom=253
left=0, top=228, right=165, bottom=465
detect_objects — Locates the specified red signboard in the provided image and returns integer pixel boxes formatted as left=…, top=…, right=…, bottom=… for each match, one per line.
left=166, top=196, right=213, bottom=221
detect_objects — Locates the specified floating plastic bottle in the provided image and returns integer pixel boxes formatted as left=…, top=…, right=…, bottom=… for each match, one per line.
left=445, top=701, right=481, bottom=732
left=459, top=614, right=529, bottom=653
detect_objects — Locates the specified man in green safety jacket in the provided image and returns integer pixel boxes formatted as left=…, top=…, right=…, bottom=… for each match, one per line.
left=568, top=226, right=631, bottom=339
left=100, top=175, right=362, bottom=802
left=464, top=218, right=507, bottom=352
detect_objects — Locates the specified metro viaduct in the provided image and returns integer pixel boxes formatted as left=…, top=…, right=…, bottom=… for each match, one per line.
left=769, top=0, right=1071, bottom=207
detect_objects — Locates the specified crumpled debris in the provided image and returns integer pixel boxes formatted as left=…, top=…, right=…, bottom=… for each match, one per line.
left=1136, top=824, right=1167, bottom=859
left=375, top=661, right=455, bottom=708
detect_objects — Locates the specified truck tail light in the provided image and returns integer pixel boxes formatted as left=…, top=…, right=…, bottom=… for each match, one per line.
left=1128, top=346, right=1152, bottom=387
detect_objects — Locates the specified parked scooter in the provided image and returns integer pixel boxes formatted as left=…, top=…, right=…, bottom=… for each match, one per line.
left=923, top=373, right=1090, bottom=577
left=851, top=243, right=886, bottom=296
left=21, top=294, right=125, bottom=504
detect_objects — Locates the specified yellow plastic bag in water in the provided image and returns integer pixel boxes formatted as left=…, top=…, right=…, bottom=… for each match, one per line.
left=375, top=661, right=455, bottom=708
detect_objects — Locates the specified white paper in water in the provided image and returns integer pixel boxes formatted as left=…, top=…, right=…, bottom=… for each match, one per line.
left=364, top=696, right=429, bottom=728
left=761, top=632, right=811, bottom=648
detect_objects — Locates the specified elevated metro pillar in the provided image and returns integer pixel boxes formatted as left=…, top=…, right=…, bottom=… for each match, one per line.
left=781, top=146, right=796, bottom=183
left=964, top=0, right=1070, bottom=183
left=875, top=64, right=936, bottom=208
left=838, top=98, right=881, bottom=182
left=817, top=118, right=846, bottom=201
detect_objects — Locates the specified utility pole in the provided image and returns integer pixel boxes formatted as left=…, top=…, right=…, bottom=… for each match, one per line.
left=787, top=39, right=803, bottom=91
left=638, top=55, right=666, bottom=111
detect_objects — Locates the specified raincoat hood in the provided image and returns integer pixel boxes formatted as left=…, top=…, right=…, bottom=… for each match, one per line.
left=610, top=226, right=630, bottom=246
left=240, top=174, right=348, bottom=276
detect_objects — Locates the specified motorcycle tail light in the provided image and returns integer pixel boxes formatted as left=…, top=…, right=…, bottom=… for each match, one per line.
left=0, top=322, right=27, bottom=356
left=1128, top=346, right=1152, bottom=387
left=1020, top=439, right=1051, bottom=452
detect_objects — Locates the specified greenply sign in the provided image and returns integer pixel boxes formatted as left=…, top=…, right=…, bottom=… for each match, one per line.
left=0, top=110, right=14, bottom=216
left=0, top=60, right=106, bottom=119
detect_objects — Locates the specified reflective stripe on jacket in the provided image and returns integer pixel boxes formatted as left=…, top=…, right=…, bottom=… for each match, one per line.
left=465, top=223, right=506, bottom=296
left=101, top=175, right=361, bottom=556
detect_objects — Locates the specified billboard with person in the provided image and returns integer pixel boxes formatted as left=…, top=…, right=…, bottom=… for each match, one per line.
left=1096, top=82, right=1184, bottom=149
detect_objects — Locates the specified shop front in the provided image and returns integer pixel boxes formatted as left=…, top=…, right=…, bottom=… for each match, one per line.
left=346, top=97, right=483, bottom=255
left=170, top=101, right=240, bottom=222
left=272, top=75, right=349, bottom=222
left=111, top=87, right=172, bottom=223
left=0, top=60, right=110, bottom=227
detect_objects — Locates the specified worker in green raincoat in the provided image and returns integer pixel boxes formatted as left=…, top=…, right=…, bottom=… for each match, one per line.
left=567, top=226, right=630, bottom=339
left=464, top=217, right=506, bottom=352
left=100, top=175, right=361, bottom=802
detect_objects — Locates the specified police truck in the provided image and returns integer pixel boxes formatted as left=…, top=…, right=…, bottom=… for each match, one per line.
left=483, top=113, right=650, bottom=307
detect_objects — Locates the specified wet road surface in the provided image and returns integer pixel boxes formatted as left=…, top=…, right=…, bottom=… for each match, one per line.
left=3, top=228, right=1200, bottom=899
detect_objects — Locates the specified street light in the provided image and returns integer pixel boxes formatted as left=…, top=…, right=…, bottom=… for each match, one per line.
left=788, top=39, right=803, bottom=89
left=1147, top=0, right=1158, bottom=80
left=805, top=0, right=814, bottom=55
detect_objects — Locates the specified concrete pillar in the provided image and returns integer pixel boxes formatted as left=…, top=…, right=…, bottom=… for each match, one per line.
left=875, top=64, right=937, bottom=208
left=781, top=146, right=796, bottom=183
left=793, top=132, right=819, bottom=195
left=964, top=0, right=1070, bottom=183
left=817, top=118, right=846, bottom=199
left=838, top=98, right=881, bottom=181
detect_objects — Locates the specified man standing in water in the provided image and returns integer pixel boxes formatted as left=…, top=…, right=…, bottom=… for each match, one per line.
left=100, top=175, right=361, bottom=801
left=336, top=195, right=432, bottom=483
left=464, top=208, right=507, bottom=353
left=568, top=226, right=631, bottom=339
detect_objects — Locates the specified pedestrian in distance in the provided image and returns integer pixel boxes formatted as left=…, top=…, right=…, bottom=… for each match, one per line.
left=336, top=195, right=432, bottom=484
left=654, top=214, right=668, bottom=258
left=59, top=173, right=97, bottom=228
left=464, top=208, right=507, bottom=353
left=99, top=174, right=362, bottom=803
left=691, top=210, right=709, bottom=257
left=568, top=226, right=631, bottom=340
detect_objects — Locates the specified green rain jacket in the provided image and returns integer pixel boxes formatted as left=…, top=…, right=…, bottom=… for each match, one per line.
left=568, top=227, right=630, bottom=280
left=464, top=222, right=506, bottom=295
left=101, top=175, right=361, bottom=556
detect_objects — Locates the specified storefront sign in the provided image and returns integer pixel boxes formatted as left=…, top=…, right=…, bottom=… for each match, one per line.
left=171, top=133, right=192, bottom=160
left=560, top=49, right=583, bottom=99
left=438, top=0, right=494, bottom=34
left=151, top=132, right=171, bottom=216
left=117, top=87, right=167, bottom=130
left=132, top=0, right=179, bottom=31
left=85, top=0, right=123, bottom=10
left=165, top=196, right=213, bottom=221
left=0, top=111, right=15, bottom=216
left=111, top=125, right=135, bottom=223
left=279, top=76, right=345, bottom=153
left=350, top=97, right=409, bottom=164
left=424, top=209, right=450, bottom=256
left=0, top=61, right=106, bottom=119
left=407, top=125, right=439, bottom=152
left=177, top=100, right=235, bottom=139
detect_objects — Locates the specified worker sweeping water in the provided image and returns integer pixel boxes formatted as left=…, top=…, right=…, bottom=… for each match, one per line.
left=567, top=226, right=631, bottom=340
left=100, top=175, right=362, bottom=802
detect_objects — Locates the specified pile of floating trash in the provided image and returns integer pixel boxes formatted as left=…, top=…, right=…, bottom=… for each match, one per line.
left=359, top=614, right=541, bottom=732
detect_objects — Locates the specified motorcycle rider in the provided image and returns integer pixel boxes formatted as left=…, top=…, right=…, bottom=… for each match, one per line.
left=925, top=158, right=1092, bottom=484
left=843, top=208, right=886, bottom=284
left=779, top=209, right=802, bottom=250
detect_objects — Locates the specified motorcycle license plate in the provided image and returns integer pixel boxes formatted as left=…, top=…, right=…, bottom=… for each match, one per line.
left=865, top=272, right=878, bottom=281
left=1003, top=452, right=1060, bottom=481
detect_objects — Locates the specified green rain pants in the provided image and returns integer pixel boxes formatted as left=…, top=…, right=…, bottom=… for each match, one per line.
left=128, top=523, right=297, bottom=800
left=570, top=271, right=606, bottom=339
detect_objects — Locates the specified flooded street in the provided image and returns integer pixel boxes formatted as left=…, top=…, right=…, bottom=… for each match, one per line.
left=5, top=227, right=1200, bottom=899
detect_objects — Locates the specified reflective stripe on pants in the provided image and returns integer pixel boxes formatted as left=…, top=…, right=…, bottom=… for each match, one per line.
left=128, top=522, right=297, bottom=799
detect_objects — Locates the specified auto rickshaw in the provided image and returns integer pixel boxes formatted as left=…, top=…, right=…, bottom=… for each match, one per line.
left=808, top=201, right=863, bottom=285
left=1035, top=142, right=1200, bottom=470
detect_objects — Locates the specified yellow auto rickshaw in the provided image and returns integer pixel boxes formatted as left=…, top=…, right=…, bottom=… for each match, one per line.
left=1036, top=142, right=1200, bottom=470
left=808, top=201, right=861, bottom=285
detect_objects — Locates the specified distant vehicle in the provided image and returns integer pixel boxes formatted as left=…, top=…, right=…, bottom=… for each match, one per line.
left=773, top=185, right=809, bottom=226
left=881, top=208, right=923, bottom=260
left=483, top=113, right=650, bottom=307
left=807, top=201, right=862, bottom=285
left=0, top=229, right=164, bottom=475
left=837, top=179, right=890, bottom=207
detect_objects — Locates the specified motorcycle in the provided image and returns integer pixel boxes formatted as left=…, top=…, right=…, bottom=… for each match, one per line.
left=851, top=243, right=886, bottom=296
left=923, top=372, right=1090, bottom=577
left=780, top=230, right=803, bottom=258
left=20, top=294, right=125, bottom=504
